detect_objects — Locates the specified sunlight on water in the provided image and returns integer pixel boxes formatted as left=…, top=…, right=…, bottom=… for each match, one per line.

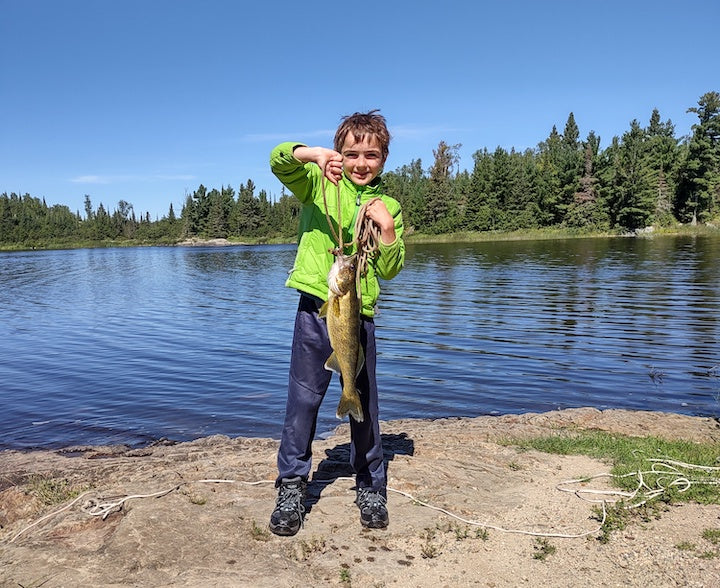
left=1, top=236, right=719, bottom=449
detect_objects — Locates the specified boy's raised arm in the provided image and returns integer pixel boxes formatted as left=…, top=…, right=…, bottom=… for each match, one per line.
left=292, top=145, right=344, bottom=185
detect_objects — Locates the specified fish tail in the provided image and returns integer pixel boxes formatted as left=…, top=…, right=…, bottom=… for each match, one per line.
left=336, top=390, right=364, bottom=423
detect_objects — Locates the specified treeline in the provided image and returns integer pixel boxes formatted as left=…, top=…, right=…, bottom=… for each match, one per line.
left=0, top=183, right=302, bottom=246
left=386, top=91, right=720, bottom=234
left=2, top=91, right=719, bottom=247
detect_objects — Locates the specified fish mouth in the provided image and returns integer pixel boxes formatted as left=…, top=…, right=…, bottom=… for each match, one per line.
left=329, top=281, right=345, bottom=296
left=327, top=254, right=357, bottom=297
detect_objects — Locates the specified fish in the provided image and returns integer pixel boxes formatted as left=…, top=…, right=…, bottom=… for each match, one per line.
left=319, top=253, right=365, bottom=422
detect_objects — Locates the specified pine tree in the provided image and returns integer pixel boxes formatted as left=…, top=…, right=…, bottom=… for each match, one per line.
left=424, top=141, right=460, bottom=233
left=565, top=132, right=609, bottom=229
left=557, top=113, right=584, bottom=223
left=535, top=125, right=564, bottom=225
left=383, top=159, right=426, bottom=232
left=645, top=108, right=679, bottom=225
left=613, top=120, right=655, bottom=230
left=469, top=148, right=497, bottom=230
left=677, top=91, right=720, bottom=223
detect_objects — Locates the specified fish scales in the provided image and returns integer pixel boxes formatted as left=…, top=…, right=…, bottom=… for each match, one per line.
left=319, top=254, right=365, bottom=422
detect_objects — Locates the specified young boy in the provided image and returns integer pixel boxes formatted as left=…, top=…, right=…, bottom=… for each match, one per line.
left=268, top=110, right=405, bottom=536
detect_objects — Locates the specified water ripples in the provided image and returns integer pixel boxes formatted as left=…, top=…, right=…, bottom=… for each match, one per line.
left=1, top=236, right=719, bottom=450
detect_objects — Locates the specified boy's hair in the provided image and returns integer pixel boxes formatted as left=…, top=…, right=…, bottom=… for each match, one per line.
left=334, top=110, right=390, bottom=162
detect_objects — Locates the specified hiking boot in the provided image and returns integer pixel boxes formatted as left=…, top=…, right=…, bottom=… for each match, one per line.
left=269, top=476, right=306, bottom=536
left=355, top=488, right=389, bottom=529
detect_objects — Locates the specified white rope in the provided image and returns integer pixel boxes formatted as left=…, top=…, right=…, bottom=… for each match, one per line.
left=8, top=479, right=274, bottom=543
left=386, top=486, right=607, bottom=539
left=79, top=479, right=273, bottom=520
left=557, top=458, right=720, bottom=510
left=7, top=490, right=95, bottom=543
left=7, top=458, right=718, bottom=544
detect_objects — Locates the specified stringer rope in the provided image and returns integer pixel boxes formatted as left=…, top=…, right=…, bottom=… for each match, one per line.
left=353, top=197, right=382, bottom=280
left=8, top=456, right=718, bottom=544
left=320, top=177, right=342, bottom=255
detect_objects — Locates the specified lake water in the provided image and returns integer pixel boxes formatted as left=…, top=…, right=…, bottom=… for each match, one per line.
left=2, top=236, right=719, bottom=450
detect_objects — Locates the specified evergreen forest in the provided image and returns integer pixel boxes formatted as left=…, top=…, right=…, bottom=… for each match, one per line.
left=2, top=91, right=719, bottom=249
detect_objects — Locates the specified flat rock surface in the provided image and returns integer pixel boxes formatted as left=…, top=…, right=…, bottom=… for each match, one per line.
left=1, top=408, right=720, bottom=587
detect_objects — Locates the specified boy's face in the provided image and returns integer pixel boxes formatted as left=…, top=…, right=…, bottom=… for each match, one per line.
left=340, top=134, right=385, bottom=186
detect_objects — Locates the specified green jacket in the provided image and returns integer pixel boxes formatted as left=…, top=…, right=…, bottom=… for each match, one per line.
left=270, top=142, right=405, bottom=317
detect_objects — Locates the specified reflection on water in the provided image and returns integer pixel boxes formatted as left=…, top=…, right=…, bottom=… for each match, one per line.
left=377, top=236, right=720, bottom=420
left=1, top=236, right=719, bottom=450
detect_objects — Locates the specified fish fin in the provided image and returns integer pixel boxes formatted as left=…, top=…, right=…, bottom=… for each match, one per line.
left=336, top=392, right=364, bottom=423
left=318, top=301, right=328, bottom=319
left=324, top=352, right=341, bottom=374
left=355, top=346, right=365, bottom=378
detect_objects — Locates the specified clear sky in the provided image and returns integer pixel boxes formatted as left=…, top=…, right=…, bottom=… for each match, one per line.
left=2, top=0, right=718, bottom=220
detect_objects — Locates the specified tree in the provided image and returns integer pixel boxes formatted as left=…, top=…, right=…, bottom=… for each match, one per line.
left=83, top=194, right=94, bottom=221
left=645, top=108, right=679, bottom=226
left=269, top=187, right=301, bottom=236
left=231, top=180, right=264, bottom=236
left=556, top=113, right=585, bottom=223
left=205, top=186, right=235, bottom=238
left=535, top=125, right=564, bottom=225
left=182, top=184, right=209, bottom=236
left=424, top=141, right=460, bottom=232
left=677, top=91, right=720, bottom=223
left=384, top=159, right=426, bottom=232
left=113, top=200, right=136, bottom=238
left=565, top=132, right=609, bottom=230
left=611, top=120, right=655, bottom=230
left=468, top=148, right=498, bottom=230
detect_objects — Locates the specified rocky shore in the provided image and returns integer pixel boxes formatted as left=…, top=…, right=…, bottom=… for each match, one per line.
left=1, top=408, right=719, bottom=587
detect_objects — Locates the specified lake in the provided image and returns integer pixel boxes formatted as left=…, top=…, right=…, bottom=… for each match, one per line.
left=1, top=235, right=719, bottom=450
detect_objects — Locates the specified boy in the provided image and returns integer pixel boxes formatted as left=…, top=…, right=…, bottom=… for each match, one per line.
left=268, top=110, right=405, bottom=536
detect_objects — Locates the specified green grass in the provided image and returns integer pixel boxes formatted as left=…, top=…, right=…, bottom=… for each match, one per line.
left=250, top=519, right=271, bottom=541
left=702, top=528, right=720, bottom=545
left=502, top=431, right=720, bottom=542
left=26, top=475, right=86, bottom=506
left=505, top=431, right=720, bottom=505
left=532, top=537, right=557, bottom=561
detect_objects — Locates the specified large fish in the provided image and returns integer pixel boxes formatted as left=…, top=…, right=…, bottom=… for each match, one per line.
left=319, top=253, right=365, bottom=422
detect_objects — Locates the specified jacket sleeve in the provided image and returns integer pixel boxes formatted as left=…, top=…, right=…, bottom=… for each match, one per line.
left=374, top=198, right=405, bottom=280
left=269, top=142, right=316, bottom=204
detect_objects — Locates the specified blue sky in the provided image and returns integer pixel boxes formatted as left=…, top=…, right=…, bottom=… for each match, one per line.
left=2, top=0, right=718, bottom=220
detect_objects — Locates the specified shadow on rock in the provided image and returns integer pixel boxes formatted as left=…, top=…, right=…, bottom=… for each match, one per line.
left=305, top=433, right=414, bottom=510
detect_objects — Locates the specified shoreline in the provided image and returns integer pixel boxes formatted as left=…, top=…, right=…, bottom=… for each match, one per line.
left=2, top=407, right=719, bottom=587
left=2, top=406, right=719, bottom=456
left=3, top=223, right=720, bottom=252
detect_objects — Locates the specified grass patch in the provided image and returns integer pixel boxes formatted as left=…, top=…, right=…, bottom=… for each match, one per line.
left=504, top=431, right=720, bottom=505
left=701, top=528, right=720, bottom=545
left=26, top=475, right=86, bottom=506
left=339, top=564, right=351, bottom=584
left=291, top=536, right=327, bottom=561
left=532, top=537, right=557, bottom=560
left=502, top=431, right=720, bottom=541
left=674, top=528, right=720, bottom=559
left=250, top=519, right=271, bottom=541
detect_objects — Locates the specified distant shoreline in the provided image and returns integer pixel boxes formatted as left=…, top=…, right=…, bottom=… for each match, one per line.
left=3, top=223, right=720, bottom=252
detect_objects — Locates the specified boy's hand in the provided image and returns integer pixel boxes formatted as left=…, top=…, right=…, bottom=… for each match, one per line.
left=365, top=199, right=396, bottom=245
left=293, top=146, right=343, bottom=185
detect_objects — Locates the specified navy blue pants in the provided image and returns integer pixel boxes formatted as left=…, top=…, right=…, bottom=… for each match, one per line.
left=276, top=294, right=386, bottom=491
